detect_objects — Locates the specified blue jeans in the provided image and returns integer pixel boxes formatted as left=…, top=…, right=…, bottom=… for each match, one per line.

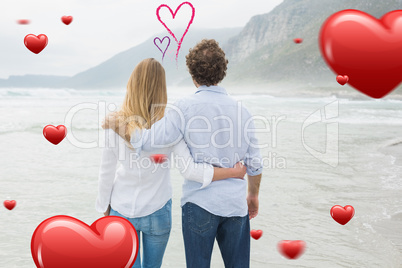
left=110, top=199, right=172, bottom=268
left=182, top=202, right=250, bottom=268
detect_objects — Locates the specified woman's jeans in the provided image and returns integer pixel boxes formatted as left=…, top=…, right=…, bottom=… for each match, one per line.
left=110, top=199, right=172, bottom=268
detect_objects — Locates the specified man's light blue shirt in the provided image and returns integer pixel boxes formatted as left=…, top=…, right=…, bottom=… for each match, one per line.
left=131, top=85, right=263, bottom=217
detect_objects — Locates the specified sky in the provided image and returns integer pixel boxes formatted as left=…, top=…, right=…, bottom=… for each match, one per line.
left=0, top=0, right=284, bottom=79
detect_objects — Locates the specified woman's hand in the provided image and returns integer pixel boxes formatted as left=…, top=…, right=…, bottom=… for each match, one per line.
left=211, top=161, right=247, bottom=182
left=232, top=162, right=247, bottom=179
left=104, top=205, right=111, bottom=216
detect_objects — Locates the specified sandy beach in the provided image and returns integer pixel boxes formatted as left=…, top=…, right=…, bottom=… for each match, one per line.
left=1, top=88, right=401, bottom=267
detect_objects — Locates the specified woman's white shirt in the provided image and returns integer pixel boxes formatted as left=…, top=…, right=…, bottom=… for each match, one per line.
left=95, top=129, right=214, bottom=218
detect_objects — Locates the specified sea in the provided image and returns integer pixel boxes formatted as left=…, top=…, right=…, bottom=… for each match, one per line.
left=0, top=86, right=401, bottom=267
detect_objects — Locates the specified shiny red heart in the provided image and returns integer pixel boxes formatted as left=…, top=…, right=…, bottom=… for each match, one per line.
left=278, top=240, right=306, bottom=259
left=17, top=19, right=30, bottom=25
left=24, top=34, right=48, bottom=54
left=43, top=125, right=67, bottom=145
left=250, top=229, right=263, bottom=240
left=4, top=200, right=16, bottom=210
left=151, top=154, right=167, bottom=164
left=31, top=215, right=138, bottom=268
left=319, top=10, right=402, bottom=98
left=293, top=38, right=303, bottom=44
left=330, top=205, right=355, bottom=225
left=336, top=75, right=349, bottom=86
left=61, top=16, right=73, bottom=25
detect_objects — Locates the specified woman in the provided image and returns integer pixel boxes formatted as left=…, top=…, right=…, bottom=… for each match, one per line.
left=96, top=58, right=246, bottom=268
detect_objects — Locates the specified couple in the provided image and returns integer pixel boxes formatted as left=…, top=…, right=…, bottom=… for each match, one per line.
left=96, top=39, right=263, bottom=268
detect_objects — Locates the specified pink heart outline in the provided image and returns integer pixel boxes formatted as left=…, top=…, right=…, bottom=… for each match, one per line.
left=156, top=2, right=195, bottom=61
left=154, top=36, right=171, bottom=61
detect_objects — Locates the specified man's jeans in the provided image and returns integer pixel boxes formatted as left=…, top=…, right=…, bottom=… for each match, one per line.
left=110, top=199, right=172, bottom=268
left=182, top=202, right=250, bottom=268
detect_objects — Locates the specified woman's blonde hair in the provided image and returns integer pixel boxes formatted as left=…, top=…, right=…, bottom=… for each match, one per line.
left=103, top=58, right=167, bottom=144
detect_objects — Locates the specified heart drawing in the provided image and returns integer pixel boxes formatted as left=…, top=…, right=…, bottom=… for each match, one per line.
left=31, top=215, right=138, bottom=268
left=43, top=125, right=67, bottom=145
left=154, top=36, right=171, bottom=61
left=156, top=2, right=195, bottom=62
left=320, top=10, right=402, bottom=98
left=24, top=34, right=48, bottom=54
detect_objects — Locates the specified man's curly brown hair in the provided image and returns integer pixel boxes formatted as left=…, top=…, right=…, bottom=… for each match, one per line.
left=186, top=39, right=228, bottom=86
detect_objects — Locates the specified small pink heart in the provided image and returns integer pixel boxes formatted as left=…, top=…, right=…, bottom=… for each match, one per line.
left=250, top=229, right=263, bottom=240
left=154, top=36, right=171, bottom=61
left=4, top=200, right=16, bottom=210
left=61, top=16, right=73, bottom=25
left=336, top=75, right=349, bottom=86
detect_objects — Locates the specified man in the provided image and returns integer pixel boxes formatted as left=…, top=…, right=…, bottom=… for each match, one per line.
left=131, top=39, right=262, bottom=268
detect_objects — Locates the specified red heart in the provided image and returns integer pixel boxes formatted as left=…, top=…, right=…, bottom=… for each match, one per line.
left=151, top=154, right=167, bottom=164
left=4, top=200, right=16, bottom=210
left=293, top=38, right=303, bottom=44
left=250, top=229, right=263, bottom=240
left=330, top=205, right=355, bottom=225
left=319, top=10, right=402, bottom=98
left=17, top=19, right=30, bottom=25
left=31, top=215, right=138, bottom=268
left=24, top=34, right=48, bottom=54
left=278, top=240, right=306, bottom=259
left=61, top=16, right=73, bottom=25
left=336, top=75, right=349, bottom=86
left=43, top=125, right=67, bottom=145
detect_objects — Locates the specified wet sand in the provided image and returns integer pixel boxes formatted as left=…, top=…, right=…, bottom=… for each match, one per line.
left=376, top=141, right=402, bottom=253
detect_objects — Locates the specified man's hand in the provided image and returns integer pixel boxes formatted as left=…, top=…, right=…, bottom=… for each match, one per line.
left=232, top=162, right=247, bottom=179
left=247, top=173, right=261, bottom=219
left=104, top=205, right=111, bottom=216
left=247, top=195, right=259, bottom=220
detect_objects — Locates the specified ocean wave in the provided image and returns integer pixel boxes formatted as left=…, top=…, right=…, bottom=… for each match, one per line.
left=381, top=138, right=402, bottom=149
left=0, top=123, right=43, bottom=135
left=0, top=88, right=124, bottom=98
left=1, top=87, right=402, bottom=103
left=0, top=123, right=100, bottom=135
left=69, top=125, right=100, bottom=131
